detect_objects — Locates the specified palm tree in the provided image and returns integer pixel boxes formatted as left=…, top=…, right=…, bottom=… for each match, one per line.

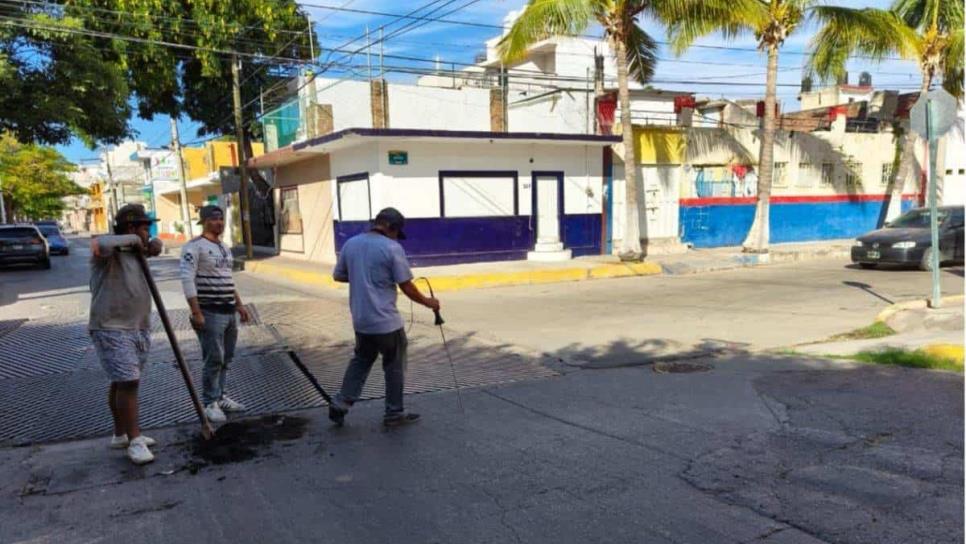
left=497, top=1, right=673, bottom=261
left=664, top=0, right=825, bottom=253
left=808, top=0, right=963, bottom=220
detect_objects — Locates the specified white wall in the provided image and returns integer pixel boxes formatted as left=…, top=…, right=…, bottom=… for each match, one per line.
left=940, top=107, right=966, bottom=206
left=327, top=139, right=603, bottom=222
left=509, top=89, right=593, bottom=134
left=309, top=78, right=373, bottom=132
left=387, top=84, right=491, bottom=131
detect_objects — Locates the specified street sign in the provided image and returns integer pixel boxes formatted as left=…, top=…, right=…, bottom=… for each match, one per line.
left=910, top=89, right=958, bottom=139
left=388, top=150, right=408, bottom=165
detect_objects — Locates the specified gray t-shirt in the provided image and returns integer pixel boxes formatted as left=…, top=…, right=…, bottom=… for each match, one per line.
left=88, top=235, right=154, bottom=331
left=333, top=232, right=413, bottom=335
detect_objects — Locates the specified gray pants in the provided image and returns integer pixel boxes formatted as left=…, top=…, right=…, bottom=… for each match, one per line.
left=335, top=328, right=408, bottom=414
left=196, top=310, right=238, bottom=405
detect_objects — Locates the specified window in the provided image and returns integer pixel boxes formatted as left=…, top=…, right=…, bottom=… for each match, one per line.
left=280, top=187, right=302, bottom=234
left=797, top=162, right=813, bottom=187
left=337, top=173, right=371, bottom=221
left=947, top=169, right=954, bottom=175
left=821, top=163, right=834, bottom=186
left=773, top=162, right=788, bottom=187
left=959, top=169, right=965, bottom=175
left=440, top=171, right=517, bottom=218
left=882, top=163, right=895, bottom=186
left=845, top=163, right=862, bottom=188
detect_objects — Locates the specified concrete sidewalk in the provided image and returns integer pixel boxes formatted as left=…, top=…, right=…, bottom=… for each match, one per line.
left=796, top=295, right=965, bottom=359
left=241, top=239, right=855, bottom=293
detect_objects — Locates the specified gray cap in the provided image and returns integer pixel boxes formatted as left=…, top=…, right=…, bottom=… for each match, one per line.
left=197, top=204, right=225, bottom=225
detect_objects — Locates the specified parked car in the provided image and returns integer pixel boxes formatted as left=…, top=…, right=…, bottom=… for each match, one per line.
left=35, top=223, right=70, bottom=255
left=0, top=224, right=51, bottom=269
left=851, top=206, right=965, bottom=270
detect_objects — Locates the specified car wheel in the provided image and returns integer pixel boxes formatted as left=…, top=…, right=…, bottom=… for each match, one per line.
left=63, top=249, right=70, bottom=256
left=40, top=258, right=51, bottom=270
left=859, top=263, right=877, bottom=269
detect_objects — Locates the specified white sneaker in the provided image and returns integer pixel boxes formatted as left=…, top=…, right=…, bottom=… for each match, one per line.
left=205, top=402, right=227, bottom=423
left=110, top=434, right=157, bottom=449
left=126, top=436, right=155, bottom=465
left=218, top=396, right=247, bottom=412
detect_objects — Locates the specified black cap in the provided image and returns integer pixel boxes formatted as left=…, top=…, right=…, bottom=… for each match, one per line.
left=113, top=203, right=157, bottom=228
left=197, top=205, right=225, bottom=225
left=374, top=207, right=406, bottom=240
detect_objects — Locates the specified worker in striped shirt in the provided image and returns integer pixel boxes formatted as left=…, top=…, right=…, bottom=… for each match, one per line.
left=179, top=205, right=251, bottom=424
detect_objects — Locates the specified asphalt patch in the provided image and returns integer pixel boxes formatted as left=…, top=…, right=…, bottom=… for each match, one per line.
left=190, top=415, right=309, bottom=467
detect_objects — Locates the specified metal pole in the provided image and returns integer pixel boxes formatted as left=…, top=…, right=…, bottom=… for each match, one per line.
left=926, top=99, right=942, bottom=308
left=379, top=27, right=384, bottom=77
left=366, top=25, right=372, bottom=80
left=231, top=55, right=254, bottom=259
left=307, top=15, right=316, bottom=61
left=170, top=117, right=194, bottom=238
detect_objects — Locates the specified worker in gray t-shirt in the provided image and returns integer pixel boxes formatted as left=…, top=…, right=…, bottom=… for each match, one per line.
left=329, top=207, right=440, bottom=427
left=88, top=204, right=163, bottom=465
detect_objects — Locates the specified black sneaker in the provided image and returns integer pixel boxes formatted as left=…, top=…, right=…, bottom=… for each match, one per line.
left=383, top=412, right=421, bottom=427
left=328, top=405, right=347, bottom=427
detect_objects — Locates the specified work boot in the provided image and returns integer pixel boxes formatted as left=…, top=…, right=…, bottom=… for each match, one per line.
left=383, top=412, right=421, bottom=427
left=328, top=405, right=347, bottom=427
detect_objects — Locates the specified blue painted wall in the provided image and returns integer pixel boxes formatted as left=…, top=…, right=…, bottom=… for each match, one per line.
left=680, top=197, right=916, bottom=248
left=335, top=213, right=602, bottom=266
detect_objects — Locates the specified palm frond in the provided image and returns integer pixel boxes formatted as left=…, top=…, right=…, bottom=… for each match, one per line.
left=891, top=0, right=963, bottom=33
left=624, top=25, right=657, bottom=84
left=942, top=27, right=964, bottom=99
left=808, top=6, right=917, bottom=82
left=659, top=0, right=765, bottom=55
left=496, top=0, right=594, bottom=64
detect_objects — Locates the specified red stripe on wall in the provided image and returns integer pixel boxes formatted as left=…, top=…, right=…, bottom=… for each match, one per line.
left=680, top=194, right=919, bottom=206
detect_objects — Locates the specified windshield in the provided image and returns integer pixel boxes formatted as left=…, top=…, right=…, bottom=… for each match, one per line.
left=888, top=209, right=949, bottom=229
left=38, top=226, right=60, bottom=237
left=0, top=228, right=38, bottom=239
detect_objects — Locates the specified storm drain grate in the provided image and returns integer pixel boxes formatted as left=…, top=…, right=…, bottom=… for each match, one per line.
left=0, top=302, right=556, bottom=445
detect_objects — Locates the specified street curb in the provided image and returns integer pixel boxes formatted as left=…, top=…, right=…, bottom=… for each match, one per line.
left=875, top=294, right=966, bottom=323
left=243, top=259, right=663, bottom=292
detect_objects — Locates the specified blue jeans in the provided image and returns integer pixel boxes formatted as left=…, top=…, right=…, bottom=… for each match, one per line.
left=334, top=328, right=408, bottom=414
left=196, top=310, right=238, bottom=405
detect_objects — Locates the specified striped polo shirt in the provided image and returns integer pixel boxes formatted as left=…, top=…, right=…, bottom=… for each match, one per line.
left=179, top=236, right=236, bottom=314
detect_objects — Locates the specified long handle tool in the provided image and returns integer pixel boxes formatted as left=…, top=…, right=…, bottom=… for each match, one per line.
left=136, top=251, right=215, bottom=440
left=417, top=277, right=463, bottom=413
left=250, top=307, right=334, bottom=405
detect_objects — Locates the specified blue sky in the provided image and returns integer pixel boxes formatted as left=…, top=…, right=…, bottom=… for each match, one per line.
left=58, top=0, right=922, bottom=163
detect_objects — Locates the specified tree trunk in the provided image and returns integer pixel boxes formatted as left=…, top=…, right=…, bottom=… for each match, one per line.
left=742, top=44, right=779, bottom=253
left=884, top=70, right=933, bottom=224
left=615, top=39, right=643, bottom=260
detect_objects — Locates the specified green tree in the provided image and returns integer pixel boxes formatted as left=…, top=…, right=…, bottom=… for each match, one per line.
left=0, top=3, right=132, bottom=146
left=0, top=135, right=82, bottom=221
left=498, top=0, right=683, bottom=260
left=808, top=0, right=963, bottom=219
left=666, top=0, right=867, bottom=253
left=2, top=1, right=314, bottom=150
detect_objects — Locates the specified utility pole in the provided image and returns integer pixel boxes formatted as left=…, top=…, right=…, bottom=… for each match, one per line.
left=104, top=152, right=118, bottom=220
left=170, top=117, right=194, bottom=238
left=232, top=55, right=254, bottom=258
left=366, top=25, right=372, bottom=80
left=925, top=98, right=941, bottom=308
left=379, top=27, right=384, bottom=77
left=0, top=174, right=7, bottom=224
left=307, top=15, right=316, bottom=61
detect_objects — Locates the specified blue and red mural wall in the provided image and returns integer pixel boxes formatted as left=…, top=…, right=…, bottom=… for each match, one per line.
left=680, top=194, right=917, bottom=248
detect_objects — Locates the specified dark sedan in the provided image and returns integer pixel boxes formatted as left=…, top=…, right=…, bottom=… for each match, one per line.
left=0, top=225, right=51, bottom=269
left=851, top=206, right=965, bottom=270
left=36, top=223, right=70, bottom=255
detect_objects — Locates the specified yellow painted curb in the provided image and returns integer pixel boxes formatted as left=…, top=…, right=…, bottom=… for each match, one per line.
left=922, top=343, right=965, bottom=365
left=243, top=259, right=664, bottom=292
left=875, top=294, right=965, bottom=323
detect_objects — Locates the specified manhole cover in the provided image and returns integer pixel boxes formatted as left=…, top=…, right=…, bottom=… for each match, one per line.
left=653, top=362, right=714, bottom=374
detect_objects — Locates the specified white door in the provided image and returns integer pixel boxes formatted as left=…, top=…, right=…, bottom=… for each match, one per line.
left=535, top=175, right=561, bottom=246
